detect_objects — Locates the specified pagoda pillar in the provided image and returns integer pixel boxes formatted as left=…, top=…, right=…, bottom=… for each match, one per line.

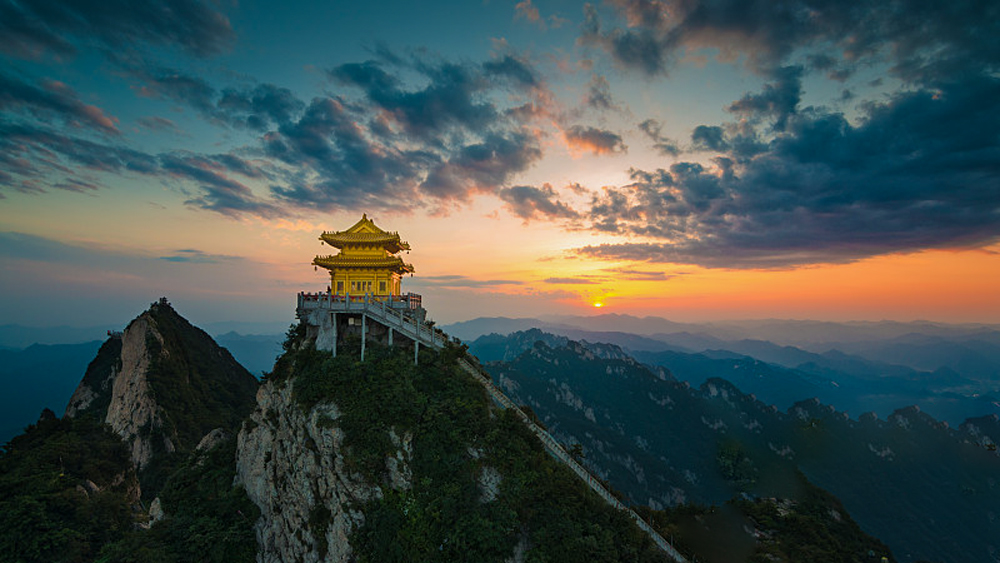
left=331, top=312, right=337, bottom=357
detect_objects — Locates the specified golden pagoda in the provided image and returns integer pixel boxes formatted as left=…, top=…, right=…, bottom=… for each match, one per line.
left=313, top=214, right=414, bottom=298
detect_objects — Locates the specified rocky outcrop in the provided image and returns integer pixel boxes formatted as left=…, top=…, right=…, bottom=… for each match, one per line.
left=65, top=299, right=259, bottom=476
left=65, top=337, right=122, bottom=418
left=236, top=379, right=401, bottom=563
left=104, top=315, right=174, bottom=469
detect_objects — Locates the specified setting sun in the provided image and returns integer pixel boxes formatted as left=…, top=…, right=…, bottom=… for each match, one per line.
left=593, top=302, right=604, bottom=308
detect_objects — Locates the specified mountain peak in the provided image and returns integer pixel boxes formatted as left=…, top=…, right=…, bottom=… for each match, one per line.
left=65, top=299, right=259, bottom=490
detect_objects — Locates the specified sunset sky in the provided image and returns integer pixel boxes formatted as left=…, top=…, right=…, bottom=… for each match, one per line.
left=1, top=0, right=998, bottom=330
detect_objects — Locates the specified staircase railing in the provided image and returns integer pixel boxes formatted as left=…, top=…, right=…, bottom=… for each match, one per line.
left=455, top=357, right=688, bottom=563
left=299, top=291, right=688, bottom=561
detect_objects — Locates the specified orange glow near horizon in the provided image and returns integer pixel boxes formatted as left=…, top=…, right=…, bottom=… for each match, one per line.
left=507, top=244, right=1000, bottom=323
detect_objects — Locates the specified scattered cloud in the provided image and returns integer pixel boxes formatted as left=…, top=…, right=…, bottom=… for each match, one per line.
left=514, top=0, right=541, bottom=24
left=564, top=124, right=627, bottom=156
left=498, top=183, right=579, bottom=221
left=578, top=76, right=1000, bottom=268
left=638, top=118, right=680, bottom=157
left=584, top=74, right=615, bottom=111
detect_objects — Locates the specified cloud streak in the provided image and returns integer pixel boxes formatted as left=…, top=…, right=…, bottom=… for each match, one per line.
left=1, top=71, right=119, bottom=134
left=0, top=0, right=234, bottom=60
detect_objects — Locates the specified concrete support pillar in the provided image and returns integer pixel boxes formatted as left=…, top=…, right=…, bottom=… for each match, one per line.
left=388, top=327, right=393, bottom=346
left=331, top=312, right=337, bottom=357
left=361, top=314, right=366, bottom=362
left=414, top=340, right=419, bottom=365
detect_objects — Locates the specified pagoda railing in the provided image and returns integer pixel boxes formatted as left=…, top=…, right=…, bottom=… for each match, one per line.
left=293, top=289, right=687, bottom=561
left=297, top=291, right=422, bottom=312
left=296, top=291, right=442, bottom=349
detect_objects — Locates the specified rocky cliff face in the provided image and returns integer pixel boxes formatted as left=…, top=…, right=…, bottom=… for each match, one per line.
left=236, top=379, right=393, bottom=563
left=65, top=299, right=259, bottom=475
left=106, top=314, right=173, bottom=468
left=234, top=332, right=671, bottom=563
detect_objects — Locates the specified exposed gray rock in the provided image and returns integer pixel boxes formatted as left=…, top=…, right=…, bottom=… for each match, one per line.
left=236, top=379, right=411, bottom=563
left=478, top=465, right=502, bottom=503
left=64, top=383, right=99, bottom=418
left=104, top=315, right=171, bottom=470
left=149, top=497, right=165, bottom=523
left=197, top=428, right=229, bottom=452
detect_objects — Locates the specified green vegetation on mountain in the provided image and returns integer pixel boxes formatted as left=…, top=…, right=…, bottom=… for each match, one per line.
left=0, top=410, right=136, bottom=563
left=636, top=471, right=895, bottom=563
left=97, top=436, right=259, bottom=563
left=142, top=301, right=258, bottom=452
left=274, top=329, right=668, bottom=563
left=72, top=338, right=124, bottom=420
left=485, top=331, right=1000, bottom=563
left=0, top=340, right=107, bottom=443
left=0, top=411, right=259, bottom=563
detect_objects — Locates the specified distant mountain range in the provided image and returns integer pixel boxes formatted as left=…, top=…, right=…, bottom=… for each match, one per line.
left=472, top=329, right=1000, bottom=563
left=450, top=315, right=1000, bottom=425
left=0, top=326, right=283, bottom=444
left=0, top=341, right=103, bottom=443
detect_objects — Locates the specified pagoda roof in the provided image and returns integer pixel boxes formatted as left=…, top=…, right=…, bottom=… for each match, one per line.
left=320, top=214, right=411, bottom=253
left=313, top=254, right=415, bottom=274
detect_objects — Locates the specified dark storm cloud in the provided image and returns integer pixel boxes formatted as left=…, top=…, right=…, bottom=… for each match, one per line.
left=578, top=76, right=1000, bottom=268
left=581, top=0, right=1000, bottom=84
left=564, top=125, right=627, bottom=155
left=0, top=71, right=119, bottom=134
left=497, top=184, right=580, bottom=221
left=0, top=0, right=234, bottom=60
